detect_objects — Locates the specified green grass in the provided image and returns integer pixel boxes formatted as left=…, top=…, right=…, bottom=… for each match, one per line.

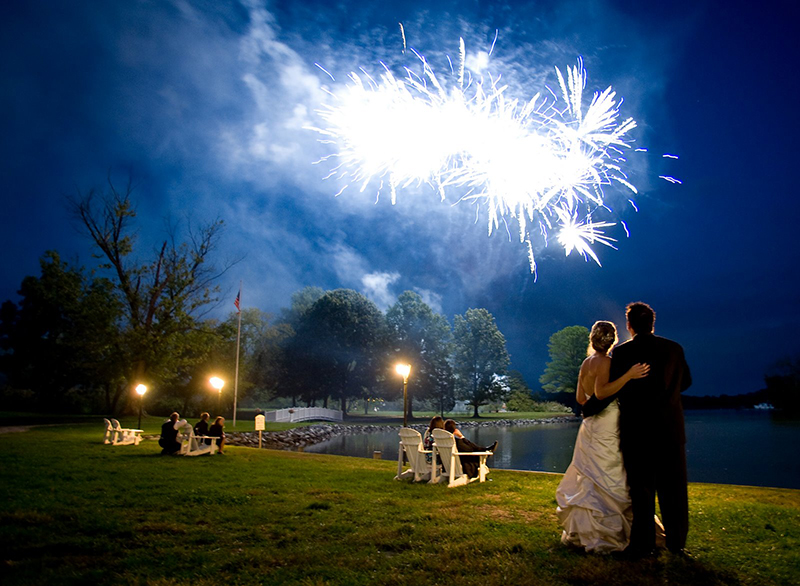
left=1, top=423, right=798, bottom=586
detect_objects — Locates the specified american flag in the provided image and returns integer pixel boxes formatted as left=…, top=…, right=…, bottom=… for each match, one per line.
left=234, top=290, right=240, bottom=313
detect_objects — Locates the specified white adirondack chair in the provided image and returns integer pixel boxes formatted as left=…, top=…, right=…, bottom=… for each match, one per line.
left=180, top=424, right=218, bottom=457
left=103, top=418, right=116, bottom=444
left=395, top=427, right=433, bottom=482
left=431, top=428, right=492, bottom=488
left=109, top=418, right=143, bottom=446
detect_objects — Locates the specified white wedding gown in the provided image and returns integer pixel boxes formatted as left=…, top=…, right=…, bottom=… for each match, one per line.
left=556, top=398, right=632, bottom=553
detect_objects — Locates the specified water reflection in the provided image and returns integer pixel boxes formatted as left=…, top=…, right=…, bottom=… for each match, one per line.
left=304, top=422, right=581, bottom=473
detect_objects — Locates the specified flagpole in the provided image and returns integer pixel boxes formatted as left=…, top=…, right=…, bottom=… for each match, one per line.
left=233, top=280, right=242, bottom=429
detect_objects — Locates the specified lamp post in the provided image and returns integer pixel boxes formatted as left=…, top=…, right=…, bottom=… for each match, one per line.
left=135, top=384, right=147, bottom=429
left=209, top=377, right=225, bottom=415
left=395, top=363, right=411, bottom=427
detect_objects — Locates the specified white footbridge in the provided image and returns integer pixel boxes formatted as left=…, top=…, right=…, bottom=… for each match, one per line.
left=264, top=407, right=343, bottom=423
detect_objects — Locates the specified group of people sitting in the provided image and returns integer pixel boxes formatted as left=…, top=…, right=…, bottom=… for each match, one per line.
left=158, top=411, right=226, bottom=455
left=422, top=416, right=498, bottom=478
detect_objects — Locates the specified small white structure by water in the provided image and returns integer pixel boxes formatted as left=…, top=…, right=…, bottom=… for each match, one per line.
left=754, top=403, right=775, bottom=410
left=264, top=407, right=343, bottom=423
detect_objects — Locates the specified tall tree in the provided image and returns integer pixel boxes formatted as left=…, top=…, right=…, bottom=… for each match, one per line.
left=165, top=310, right=294, bottom=418
left=539, top=325, right=589, bottom=396
left=430, top=356, right=456, bottom=416
left=225, top=308, right=293, bottom=405
left=452, top=308, right=510, bottom=417
left=284, top=289, right=387, bottom=415
left=0, top=251, right=124, bottom=411
left=275, top=287, right=327, bottom=406
left=158, top=320, right=233, bottom=416
left=68, top=177, right=229, bottom=412
left=505, top=370, right=538, bottom=412
left=279, top=286, right=326, bottom=328
left=385, top=291, right=453, bottom=419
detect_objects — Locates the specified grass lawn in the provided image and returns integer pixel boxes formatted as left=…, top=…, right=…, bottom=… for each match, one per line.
left=1, top=422, right=798, bottom=586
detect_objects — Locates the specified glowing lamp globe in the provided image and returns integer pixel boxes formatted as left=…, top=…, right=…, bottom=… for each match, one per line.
left=395, top=364, right=411, bottom=379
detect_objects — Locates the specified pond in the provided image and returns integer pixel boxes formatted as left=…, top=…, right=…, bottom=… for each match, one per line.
left=304, top=410, right=800, bottom=489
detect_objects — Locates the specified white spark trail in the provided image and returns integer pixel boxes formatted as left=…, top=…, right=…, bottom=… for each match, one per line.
left=489, top=30, right=499, bottom=56
left=314, top=63, right=335, bottom=81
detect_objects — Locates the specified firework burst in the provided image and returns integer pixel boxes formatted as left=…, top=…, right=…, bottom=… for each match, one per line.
left=310, top=36, right=653, bottom=278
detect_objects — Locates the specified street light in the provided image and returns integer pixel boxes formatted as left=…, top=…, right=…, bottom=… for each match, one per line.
left=395, top=363, right=411, bottom=427
left=135, top=384, right=147, bottom=429
left=209, top=377, right=225, bottom=415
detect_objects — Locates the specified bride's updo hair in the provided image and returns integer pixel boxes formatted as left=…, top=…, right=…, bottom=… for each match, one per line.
left=589, top=321, right=617, bottom=354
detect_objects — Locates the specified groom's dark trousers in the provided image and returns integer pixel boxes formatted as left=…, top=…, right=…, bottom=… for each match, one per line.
left=455, top=436, right=485, bottom=479
left=610, top=333, right=692, bottom=554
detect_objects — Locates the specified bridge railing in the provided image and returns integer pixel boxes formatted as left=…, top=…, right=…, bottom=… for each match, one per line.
left=264, top=407, right=343, bottom=423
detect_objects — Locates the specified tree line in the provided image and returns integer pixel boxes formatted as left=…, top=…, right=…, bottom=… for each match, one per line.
left=0, top=180, right=517, bottom=417
left=535, top=324, right=800, bottom=413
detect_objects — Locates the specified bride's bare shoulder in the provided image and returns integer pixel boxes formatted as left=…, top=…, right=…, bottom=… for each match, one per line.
left=582, top=353, right=610, bottom=371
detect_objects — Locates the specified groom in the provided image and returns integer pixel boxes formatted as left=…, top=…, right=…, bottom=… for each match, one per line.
left=610, top=302, right=692, bottom=556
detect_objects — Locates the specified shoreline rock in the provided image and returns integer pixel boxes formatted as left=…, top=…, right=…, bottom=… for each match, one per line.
left=224, top=416, right=580, bottom=450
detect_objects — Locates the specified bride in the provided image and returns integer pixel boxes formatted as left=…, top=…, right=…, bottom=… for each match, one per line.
left=555, top=321, right=649, bottom=553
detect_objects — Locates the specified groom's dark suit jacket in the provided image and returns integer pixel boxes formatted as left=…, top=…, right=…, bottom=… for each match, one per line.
left=609, top=333, right=692, bottom=448
left=609, top=332, right=692, bottom=552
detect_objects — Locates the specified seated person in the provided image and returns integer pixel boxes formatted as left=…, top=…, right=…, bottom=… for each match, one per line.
left=159, top=412, right=183, bottom=455
left=194, top=412, right=211, bottom=445
left=423, top=416, right=445, bottom=463
left=444, top=419, right=498, bottom=478
left=209, top=416, right=226, bottom=454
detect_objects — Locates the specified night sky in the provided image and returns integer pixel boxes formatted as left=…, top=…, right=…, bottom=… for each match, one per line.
left=2, top=0, right=798, bottom=397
